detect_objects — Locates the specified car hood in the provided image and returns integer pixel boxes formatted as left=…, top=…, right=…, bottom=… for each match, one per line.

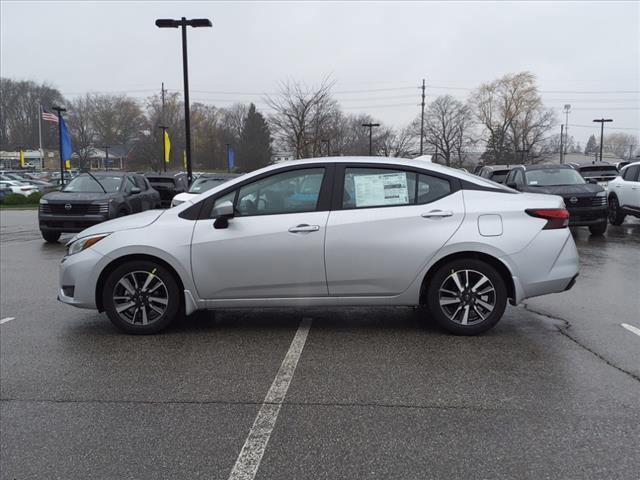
left=68, top=209, right=165, bottom=243
left=523, top=184, right=604, bottom=196
left=43, top=191, right=119, bottom=202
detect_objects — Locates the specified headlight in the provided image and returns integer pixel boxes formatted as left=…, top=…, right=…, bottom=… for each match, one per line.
left=596, top=191, right=606, bottom=197
left=67, top=233, right=110, bottom=256
left=171, top=199, right=184, bottom=207
left=39, top=198, right=48, bottom=204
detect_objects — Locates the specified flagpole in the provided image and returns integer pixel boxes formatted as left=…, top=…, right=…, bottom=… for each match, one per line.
left=52, top=106, right=66, bottom=186
left=37, top=103, right=43, bottom=171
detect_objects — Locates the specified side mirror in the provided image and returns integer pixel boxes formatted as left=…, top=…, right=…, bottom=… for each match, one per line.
left=130, top=187, right=142, bottom=195
left=586, top=178, right=597, bottom=184
left=212, top=200, right=234, bottom=229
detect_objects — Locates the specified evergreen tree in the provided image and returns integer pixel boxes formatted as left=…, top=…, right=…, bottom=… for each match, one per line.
left=584, top=134, right=597, bottom=154
left=237, top=103, right=272, bottom=172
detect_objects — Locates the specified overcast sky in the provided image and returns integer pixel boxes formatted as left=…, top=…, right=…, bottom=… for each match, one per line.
left=2, top=0, right=639, bottom=146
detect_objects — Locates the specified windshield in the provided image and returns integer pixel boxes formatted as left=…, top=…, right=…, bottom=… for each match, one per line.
left=62, top=175, right=121, bottom=193
left=189, top=178, right=226, bottom=193
left=579, top=167, right=619, bottom=178
left=525, top=169, right=585, bottom=186
left=490, top=172, right=509, bottom=184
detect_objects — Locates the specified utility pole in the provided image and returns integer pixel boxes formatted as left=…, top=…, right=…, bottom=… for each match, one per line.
left=593, top=118, right=613, bottom=162
left=629, top=145, right=635, bottom=161
left=563, top=104, right=571, bottom=159
left=419, top=78, right=426, bottom=156
left=52, top=106, right=67, bottom=186
left=161, top=82, right=166, bottom=117
left=560, top=124, right=564, bottom=164
left=362, top=122, right=380, bottom=156
left=103, top=145, right=110, bottom=171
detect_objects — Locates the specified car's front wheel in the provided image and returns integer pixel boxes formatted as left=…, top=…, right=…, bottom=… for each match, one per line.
left=608, top=195, right=625, bottom=225
left=41, top=230, right=61, bottom=243
left=589, top=222, right=607, bottom=235
left=102, top=260, right=181, bottom=334
left=426, top=259, right=507, bottom=335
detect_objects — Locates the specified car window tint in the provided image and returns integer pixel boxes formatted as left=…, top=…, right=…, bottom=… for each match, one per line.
left=133, top=175, right=147, bottom=190
left=623, top=165, right=639, bottom=181
left=417, top=174, right=451, bottom=203
left=236, top=168, right=325, bottom=216
left=124, top=177, right=136, bottom=193
left=343, top=168, right=416, bottom=209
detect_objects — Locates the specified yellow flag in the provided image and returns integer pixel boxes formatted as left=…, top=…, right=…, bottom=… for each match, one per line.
left=65, top=160, right=71, bottom=169
left=164, top=130, right=171, bottom=163
left=19, top=150, right=25, bottom=167
left=183, top=150, right=187, bottom=170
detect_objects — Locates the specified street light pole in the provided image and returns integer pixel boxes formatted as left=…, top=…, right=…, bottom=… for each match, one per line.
left=362, top=122, right=380, bottom=156
left=419, top=78, right=426, bottom=156
left=155, top=17, right=212, bottom=184
left=52, top=106, right=66, bottom=186
left=593, top=118, right=613, bottom=162
left=563, top=104, right=571, bottom=161
left=103, top=145, right=110, bottom=171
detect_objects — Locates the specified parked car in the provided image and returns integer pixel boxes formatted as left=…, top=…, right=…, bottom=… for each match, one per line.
left=569, top=162, right=619, bottom=189
left=1, top=174, right=55, bottom=193
left=58, top=157, right=579, bottom=335
left=39, top=172, right=161, bottom=243
left=607, top=161, right=640, bottom=225
left=477, top=165, right=514, bottom=184
left=0, top=185, right=12, bottom=202
left=505, top=164, right=608, bottom=235
left=145, top=172, right=189, bottom=208
left=170, top=173, right=241, bottom=207
left=0, top=180, right=39, bottom=196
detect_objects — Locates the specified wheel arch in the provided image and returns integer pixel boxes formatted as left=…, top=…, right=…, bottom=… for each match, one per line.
left=95, top=254, right=185, bottom=312
left=419, top=251, right=516, bottom=305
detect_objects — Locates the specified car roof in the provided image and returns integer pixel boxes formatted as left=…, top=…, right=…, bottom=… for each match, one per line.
left=145, top=172, right=186, bottom=178
left=482, top=165, right=513, bottom=171
left=196, top=173, right=240, bottom=179
left=621, top=161, right=640, bottom=171
left=81, top=171, right=128, bottom=177
left=521, top=164, right=574, bottom=171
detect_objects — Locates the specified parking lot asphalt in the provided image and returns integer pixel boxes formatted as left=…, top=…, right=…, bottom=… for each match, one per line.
left=1, top=210, right=639, bottom=479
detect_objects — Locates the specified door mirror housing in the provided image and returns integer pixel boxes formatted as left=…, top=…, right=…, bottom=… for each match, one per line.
left=212, top=200, right=234, bottom=229
left=129, top=187, right=141, bottom=195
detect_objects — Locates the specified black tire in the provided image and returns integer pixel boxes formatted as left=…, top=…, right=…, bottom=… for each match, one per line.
left=102, top=260, right=181, bottom=334
left=608, top=195, right=625, bottom=226
left=589, top=222, right=607, bottom=236
left=117, top=209, right=128, bottom=217
left=41, top=230, right=61, bottom=243
left=426, top=258, right=507, bottom=335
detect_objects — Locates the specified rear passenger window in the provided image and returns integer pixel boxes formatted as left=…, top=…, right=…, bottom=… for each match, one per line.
left=342, top=168, right=451, bottom=209
left=623, top=165, right=639, bottom=181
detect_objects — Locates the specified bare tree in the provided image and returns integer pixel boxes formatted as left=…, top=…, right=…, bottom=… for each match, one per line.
left=377, top=126, right=415, bottom=157
left=266, top=78, right=337, bottom=158
left=415, top=95, right=474, bottom=167
left=470, top=72, right=555, bottom=164
left=604, top=133, right=639, bottom=159
left=90, top=94, right=145, bottom=147
left=67, top=95, right=96, bottom=169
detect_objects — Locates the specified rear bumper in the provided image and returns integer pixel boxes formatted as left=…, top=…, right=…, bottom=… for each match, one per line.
left=507, top=228, right=580, bottom=302
left=39, top=213, right=109, bottom=233
left=567, top=206, right=607, bottom=226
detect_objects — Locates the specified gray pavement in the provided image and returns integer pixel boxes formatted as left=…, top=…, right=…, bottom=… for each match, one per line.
left=1, top=210, right=639, bottom=479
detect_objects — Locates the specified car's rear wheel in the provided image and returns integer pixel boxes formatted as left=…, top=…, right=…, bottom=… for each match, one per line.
left=589, top=222, right=607, bottom=235
left=608, top=195, right=625, bottom=225
left=41, top=230, right=61, bottom=243
left=102, top=260, right=181, bottom=334
left=426, top=259, right=507, bottom=335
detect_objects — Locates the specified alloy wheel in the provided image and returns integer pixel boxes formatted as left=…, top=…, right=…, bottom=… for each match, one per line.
left=438, top=269, right=496, bottom=326
left=112, top=270, right=169, bottom=326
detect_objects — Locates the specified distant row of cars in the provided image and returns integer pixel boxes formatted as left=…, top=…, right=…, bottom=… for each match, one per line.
left=473, top=161, right=640, bottom=235
left=37, top=170, right=240, bottom=242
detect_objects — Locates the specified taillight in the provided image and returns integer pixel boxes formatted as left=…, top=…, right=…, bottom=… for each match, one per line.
left=526, top=208, right=570, bottom=229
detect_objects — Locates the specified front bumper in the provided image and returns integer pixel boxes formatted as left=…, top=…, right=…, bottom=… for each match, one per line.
left=39, top=213, right=109, bottom=233
left=567, top=206, right=607, bottom=226
left=58, top=248, right=107, bottom=309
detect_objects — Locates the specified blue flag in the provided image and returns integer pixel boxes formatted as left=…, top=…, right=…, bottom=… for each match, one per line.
left=227, top=145, right=235, bottom=171
left=60, top=117, right=73, bottom=161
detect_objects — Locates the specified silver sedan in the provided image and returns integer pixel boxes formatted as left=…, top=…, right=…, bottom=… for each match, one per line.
left=58, top=157, right=579, bottom=335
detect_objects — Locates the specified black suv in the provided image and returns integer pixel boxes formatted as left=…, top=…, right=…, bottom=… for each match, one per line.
left=39, top=172, right=161, bottom=243
left=568, top=162, right=619, bottom=189
left=477, top=165, right=514, bottom=184
left=145, top=172, right=189, bottom=208
left=505, top=164, right=608, bottom=235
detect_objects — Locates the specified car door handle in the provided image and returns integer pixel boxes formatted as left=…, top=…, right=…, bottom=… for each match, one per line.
left=288, top=224, right=320, bottom=233
left=421, top=210, right=454, bottom=218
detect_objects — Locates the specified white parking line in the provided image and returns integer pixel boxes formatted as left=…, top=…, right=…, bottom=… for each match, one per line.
left=621, top=323, right=640, bottom=338
left=0, top=317, right=15, bottom=325
left=228, top=317, right=312, bottom=480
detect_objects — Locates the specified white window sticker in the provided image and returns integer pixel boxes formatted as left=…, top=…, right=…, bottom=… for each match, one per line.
left=353, top=172, right=409, bottom=207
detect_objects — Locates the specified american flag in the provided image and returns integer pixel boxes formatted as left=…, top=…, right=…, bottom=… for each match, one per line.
left=41, top=106, right=59, bottom=123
